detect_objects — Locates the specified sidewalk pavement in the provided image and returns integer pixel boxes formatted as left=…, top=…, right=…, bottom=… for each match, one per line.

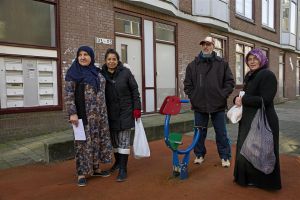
left=0, top=111, right=194, bottom=169
left=0, top=99, right=300, bottom=200
left=1, top=133, right=300, bottom=200
left=1, top=99, right=300, bottom=170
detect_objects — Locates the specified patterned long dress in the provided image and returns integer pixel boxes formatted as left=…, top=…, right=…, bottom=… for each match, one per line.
left=64, top=73, right=112, bottom=176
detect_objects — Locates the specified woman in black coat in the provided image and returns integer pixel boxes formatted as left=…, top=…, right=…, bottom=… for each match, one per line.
left=233, top=48, right=281, bottom=190
left=101, top=48, right=141, bottom=182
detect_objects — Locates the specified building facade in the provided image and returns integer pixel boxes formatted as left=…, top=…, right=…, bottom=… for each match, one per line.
left=0, top=0, right=300, bottom=141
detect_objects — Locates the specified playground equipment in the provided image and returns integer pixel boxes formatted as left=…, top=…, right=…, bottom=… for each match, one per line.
left=160, top=96, right=203, bottom=180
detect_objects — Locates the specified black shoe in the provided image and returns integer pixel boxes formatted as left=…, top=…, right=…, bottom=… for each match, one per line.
left=92, top=170, right=111, bottom=177
left=247, top=182, right=256, bottom=187
left=116, top=154, right=128, bottom=182
left=77, top=178, right=87, bottom=187
left=173, top=171, right=180, bottom=177
left=116, top=169, right=127, bottom=182
left=110, top=153, right=120, bottom=173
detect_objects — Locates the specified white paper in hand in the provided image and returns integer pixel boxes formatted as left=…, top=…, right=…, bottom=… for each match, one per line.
left=72, top=119, right=86, bottom=141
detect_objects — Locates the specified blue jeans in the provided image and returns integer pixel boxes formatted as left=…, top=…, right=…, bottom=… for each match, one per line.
left=194, top=111, right=231, bottom=160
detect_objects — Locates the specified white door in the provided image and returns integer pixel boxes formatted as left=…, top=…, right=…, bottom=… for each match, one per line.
left=115, top=37, right=142, bottom=98
left=156, top=43, right=176, bottom=109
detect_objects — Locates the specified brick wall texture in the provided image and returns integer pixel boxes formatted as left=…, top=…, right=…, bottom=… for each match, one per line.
left=1, top=0, right=299, bottom=141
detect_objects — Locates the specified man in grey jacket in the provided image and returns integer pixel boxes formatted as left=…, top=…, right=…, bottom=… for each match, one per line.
left=184, top=36, right=235, bottom=167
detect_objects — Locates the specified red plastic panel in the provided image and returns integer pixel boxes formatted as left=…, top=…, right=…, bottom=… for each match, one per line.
left=159, top=96, right=181, bottom=115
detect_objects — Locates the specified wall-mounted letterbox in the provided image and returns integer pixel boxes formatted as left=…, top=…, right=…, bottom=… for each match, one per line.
left=0, top=57, right=58, bottom=109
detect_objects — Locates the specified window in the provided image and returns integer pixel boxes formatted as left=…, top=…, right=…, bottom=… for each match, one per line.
left=193, top=0, right=229, bottom=22
left=262, top=0, right=274, bottom=29
left=155, top=22, right=175, bottom=43
left=299, top=5, right=300, bottom=38
left=236, top=0, right=253, bottom=19
left=0, top=0, right=56, bottom=47
left=235, top=43, right=253, bottom=85
left=121, top=44, right=128, bottom=64
left=281, top=0, right=297, bottom=34
left=290, top=1, right=296, bottom=34
left=261, top=48, right=269, bottom=61
left=212, top=36, right=227, bottom=58
left=282, top=1, right=290, bottom=32
left=115, top=13, right=141, bottom=36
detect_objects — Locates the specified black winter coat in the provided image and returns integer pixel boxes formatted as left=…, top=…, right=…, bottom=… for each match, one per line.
left=234, top=67, right=281, bottom=190
left=184, top=52, right=235, bottom=113
left=101, top=64, right=141, bottom=131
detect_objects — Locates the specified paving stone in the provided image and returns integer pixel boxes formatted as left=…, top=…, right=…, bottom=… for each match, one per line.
left=7, top=157, right=35, bottom=167
left=0, top=160, right=12, bottom=170
left=1, top=99, right=300, bottom=168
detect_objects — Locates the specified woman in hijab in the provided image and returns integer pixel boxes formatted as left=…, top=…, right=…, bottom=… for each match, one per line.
left=233, top=48, right=281, bottom=190
left=101, top=48, right=141, bottom=182
left=65, top=46, right=112, bottom=187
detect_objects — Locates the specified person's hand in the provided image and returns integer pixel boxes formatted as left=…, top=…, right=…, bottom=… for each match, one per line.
left=235, top=97, right=242, bottom=107
left=133, top=109, right=141, bottom=119
left=69, top=114, right=79, bottom=127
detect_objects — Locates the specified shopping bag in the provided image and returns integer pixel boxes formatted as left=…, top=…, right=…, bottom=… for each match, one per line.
left=227, top=105, right=242, bottom=124
left=227, top=91, right=245, bottom=124
left=133, top=119, right=150, bottom=159
left=240, top=98, right=276, bottom=174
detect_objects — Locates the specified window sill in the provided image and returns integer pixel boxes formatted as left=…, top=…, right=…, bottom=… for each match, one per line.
left=0, top=105, right=62, bottom=115
left=235, top=14, right=255, bottom=25
left=261, top=25, right=276, bottom=33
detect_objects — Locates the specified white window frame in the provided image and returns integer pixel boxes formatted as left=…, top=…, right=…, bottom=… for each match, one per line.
left=235, top=41, right=254, bottom=85
left=281, top=0, right=298, bottom=34
left=211, top=33, right=227, bottom=59
left=236, top=0, right=253, bottom=20
left=115, top=13, right=141, bottom=37
left=290, top=1, right=297, bottom=34
left=262, top=0, right=274, bottom=29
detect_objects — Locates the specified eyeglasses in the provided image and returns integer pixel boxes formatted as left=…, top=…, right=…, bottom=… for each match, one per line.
left=247, top=57, right=260, bottom=62
left=202, top=43, right=213, bottom=47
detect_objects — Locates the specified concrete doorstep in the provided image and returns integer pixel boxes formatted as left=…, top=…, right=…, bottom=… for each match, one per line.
left=44, top=112, right=195, bottom=163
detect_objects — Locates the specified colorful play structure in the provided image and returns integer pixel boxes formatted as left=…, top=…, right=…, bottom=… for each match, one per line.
left=160, top=96, right=203, bottom=180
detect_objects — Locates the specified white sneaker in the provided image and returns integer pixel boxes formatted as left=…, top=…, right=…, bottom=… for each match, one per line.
left=194, top=156, right=204, bottom=164
left=221, top=159, right=230, bottom=167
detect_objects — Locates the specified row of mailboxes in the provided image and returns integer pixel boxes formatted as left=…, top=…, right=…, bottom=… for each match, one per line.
left=0, top=57, right=58, bottom=108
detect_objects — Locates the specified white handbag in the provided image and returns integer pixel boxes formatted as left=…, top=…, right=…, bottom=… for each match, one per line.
left=133, top=119, right=150, bottom=159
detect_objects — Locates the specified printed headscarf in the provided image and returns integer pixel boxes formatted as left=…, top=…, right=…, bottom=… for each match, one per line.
left=246, top=48, right=268, bottom=68
left=65, top=46, right=100, bottom=92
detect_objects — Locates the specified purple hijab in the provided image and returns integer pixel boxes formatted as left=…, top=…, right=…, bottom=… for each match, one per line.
left=246, top=48, right=268, bottom=68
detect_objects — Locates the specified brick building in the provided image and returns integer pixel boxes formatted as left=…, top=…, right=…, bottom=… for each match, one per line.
left=0, top=0, right=300, bottom=141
